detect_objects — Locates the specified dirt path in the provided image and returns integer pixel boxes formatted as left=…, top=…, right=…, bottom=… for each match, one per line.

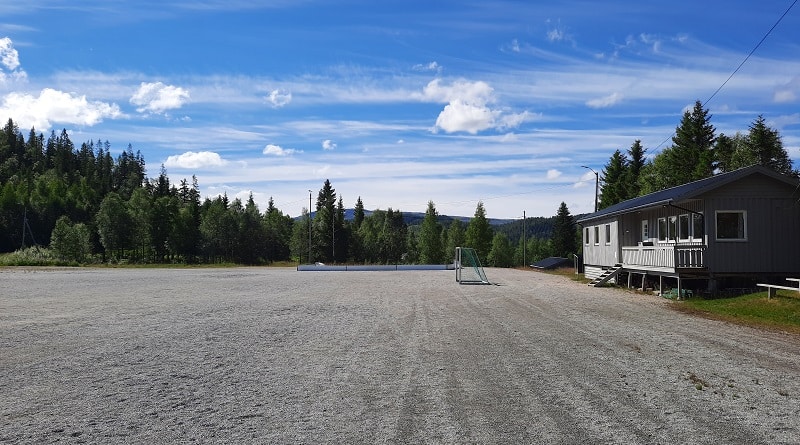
left=1, top=267, right=799, bottom=444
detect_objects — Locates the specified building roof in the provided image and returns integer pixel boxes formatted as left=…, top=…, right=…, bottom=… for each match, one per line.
left=576, top=165, right=799, bottom=224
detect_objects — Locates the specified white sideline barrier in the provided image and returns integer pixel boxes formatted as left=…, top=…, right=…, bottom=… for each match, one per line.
left=297, top=264, right=455, bottom=271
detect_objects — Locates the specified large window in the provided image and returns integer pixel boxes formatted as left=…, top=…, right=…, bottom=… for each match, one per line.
left=658, top=216, right=678, bottom=242
left=716, top=211, right=746, bottom=241
left=679, top=214, right=690, bottom=241
left=692, top=213, right=704, bottom=240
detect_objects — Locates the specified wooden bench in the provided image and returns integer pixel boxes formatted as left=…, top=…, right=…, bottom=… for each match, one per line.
left=757, top=278, right=800, bottom=298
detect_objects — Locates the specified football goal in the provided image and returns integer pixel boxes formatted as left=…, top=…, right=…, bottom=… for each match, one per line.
left=455, top=247, right=490, bottom=284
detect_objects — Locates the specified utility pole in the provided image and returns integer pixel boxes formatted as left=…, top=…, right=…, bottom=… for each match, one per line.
left=308, top=189, right=312, bottom=264
left=581, top=166, right=599, bottom=213
left=522, top=210, right=526, bottom=267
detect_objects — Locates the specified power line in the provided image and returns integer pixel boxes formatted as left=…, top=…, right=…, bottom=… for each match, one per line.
left=654, top=0, right=797, bottom=151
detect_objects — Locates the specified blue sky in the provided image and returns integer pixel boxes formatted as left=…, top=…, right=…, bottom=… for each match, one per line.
left=1, top=1, right=798, bottom=219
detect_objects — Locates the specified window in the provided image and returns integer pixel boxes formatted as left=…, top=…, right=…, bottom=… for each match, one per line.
left=641, top=220, right=649, bottom=241
left=668, top=216, right=677, bottom=241
left=605, top=224, right=611, bottom=245
left=716, top=211, right=746, bottom=241
left=679, top=214, right=690, bottom=241
left=692, top=213, right=704, bottom=240
left=584, top=227, right=590, bottom=245
left=658, top=218, right=668, bottom=242
left=594, top=226, right=599, bottom=245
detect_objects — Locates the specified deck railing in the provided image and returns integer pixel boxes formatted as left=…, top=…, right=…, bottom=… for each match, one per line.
left=621, top=244, right=706, bottom=270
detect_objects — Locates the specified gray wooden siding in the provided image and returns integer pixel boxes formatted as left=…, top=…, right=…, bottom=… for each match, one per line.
left=581, top=218, right=620, bottom=267
left=697, top=174, right=800, bottom=274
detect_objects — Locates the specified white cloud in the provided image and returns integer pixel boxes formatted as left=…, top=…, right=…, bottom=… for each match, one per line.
left=130, top=81, right=190, bottom=114
left=267, top=88, right=292, bottom=108
left=586, top=92, right=623, bottom=109
left=510, top=39, right=521, bottom=52
left=0, top=88, right=122, bottom=130
left=546, top=20, right=574, bottom=45
left=164, top=151, right=228, bottom=169
left=774, top=76, right=799, bottom=103
left=421, top=78, right=529, bottom=134
left=322, top=139, right=336, bottom=150
left=263, top=144, right=300, bottom=156
left=546, top=169, right=562, bottom=180
left=413, top=61, right=441, bottom=72
left=435, top=100, right=498, bottom=134
left=0, top=37, right=27, bottom=83
left=0, top=37, right=20, bottom=71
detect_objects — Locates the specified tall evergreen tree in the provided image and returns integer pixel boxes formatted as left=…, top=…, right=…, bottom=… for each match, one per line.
left=598, top=150, right=628, bottom=209
left=313, top=179, right=337, bottom=262
left=444, top=218, right=465, bottom=262
left=742, top=115, right=794, bottom=175
left=418, top=200, right=444, bottom=264
left=465, top=201, right=493, bottom=262
left=650, top=100, right=716, bottom=190
left=550, top=202, right=576, bottom=258
left=625, top=139, right=646, bottom=198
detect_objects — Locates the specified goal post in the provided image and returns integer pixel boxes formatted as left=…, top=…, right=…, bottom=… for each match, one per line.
left=455, top=247, right=490, bottom=284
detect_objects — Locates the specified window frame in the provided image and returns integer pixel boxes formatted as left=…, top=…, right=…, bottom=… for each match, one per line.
left=593, top=226, right=600, bottom=245
left=658, top=217, right=668, bottom=242
left=715, top=210, right=747, bottom=242
left=584, top=227, right=590, bottom=245
left=692, top=213, right=704, bottom=241
left=604, top=224, right=611, bottom=245
left=678, top=214, right=691, bottom=241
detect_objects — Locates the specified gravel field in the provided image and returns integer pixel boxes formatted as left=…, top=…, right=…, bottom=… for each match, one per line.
left=1, top=266, right=799, bottom=444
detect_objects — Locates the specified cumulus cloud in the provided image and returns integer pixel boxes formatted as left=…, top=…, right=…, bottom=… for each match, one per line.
left=0, top=88, right=122, bottom=130
left=130, top=81, right=190, bottom=114
left=0, top=37, right=27, bottom=83
left=322, top=139, right=336, bottom=150
left=586, top=92, right=623, bottom=109
left=420, top=79, right=531, bottom=134
left=263, top=144, right=300, bottom=156
left=546, top=169, right=562, bottom=180
left=267, top=88, right=292, bottom=108
left=435, top=100, right=498, bottom=134
left=164, top=151, right=227, bottom=169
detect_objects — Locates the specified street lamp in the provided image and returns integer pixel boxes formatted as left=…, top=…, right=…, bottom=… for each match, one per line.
left=308, top=189, right=312, bottom=264
left=581, top=166, right=599, bottom=213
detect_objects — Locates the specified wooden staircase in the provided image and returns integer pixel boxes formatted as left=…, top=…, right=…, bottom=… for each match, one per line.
left=588, top=264, right=623, bottom=287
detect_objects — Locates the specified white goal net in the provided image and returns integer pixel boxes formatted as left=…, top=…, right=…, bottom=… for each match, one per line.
left=455, top=247, right=490, bottom=284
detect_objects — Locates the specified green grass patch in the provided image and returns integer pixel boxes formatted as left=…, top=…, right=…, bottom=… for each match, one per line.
left=678, top=290, right=800, bottom=334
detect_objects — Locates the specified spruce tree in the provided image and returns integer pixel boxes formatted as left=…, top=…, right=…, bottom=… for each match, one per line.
left=465, top=201, right=493, bottom=262
left=656, top=100, right=716, bottom=189
left=626, top=140, right=646, bottom=198
left=599, top=150, right=628, bottom=209
left=550, top=202, right=576, bottom=258
left=745, top=115, right=794, bottom=175
left=418, top=200, right=443, bottom=264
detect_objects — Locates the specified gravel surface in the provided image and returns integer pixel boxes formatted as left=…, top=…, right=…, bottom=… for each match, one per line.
left=1, top=267, right=799, bottom=444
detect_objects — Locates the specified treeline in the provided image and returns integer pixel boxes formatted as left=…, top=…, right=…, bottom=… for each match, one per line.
left=596, top=102, right=796, bottom=209
left=296, top=183, right=577, bottom=267
left=0, top=117, right=578, bottom=266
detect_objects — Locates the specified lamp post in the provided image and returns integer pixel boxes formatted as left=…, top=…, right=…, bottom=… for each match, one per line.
left=308, top=189, right=312, bottom=264
left=581, top=166, right=599, bottom=213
